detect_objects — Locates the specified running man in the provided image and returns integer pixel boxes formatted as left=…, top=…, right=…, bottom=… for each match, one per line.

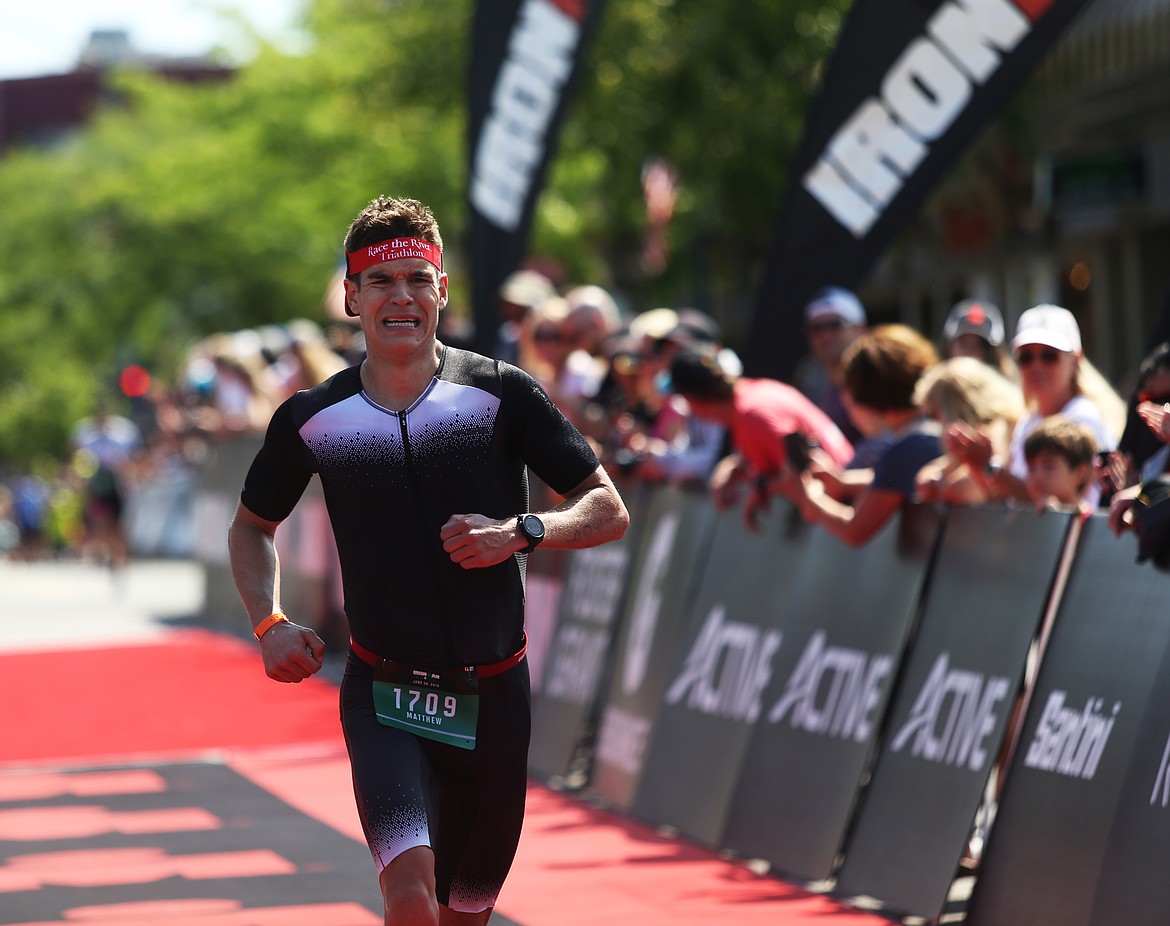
left=228, top=195, right=629, bottom=925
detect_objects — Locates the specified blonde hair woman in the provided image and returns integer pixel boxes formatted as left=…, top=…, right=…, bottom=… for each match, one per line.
left=915, top=356, right=1025, bottom=505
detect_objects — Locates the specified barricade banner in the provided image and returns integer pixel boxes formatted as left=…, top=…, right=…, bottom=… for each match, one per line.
left=526, top=483, right=648, bottom=783
left=522, top=545, right=570, bottom=693
left=522, top=473, right=575, bottom=691
left=629, top=507, right=790, bottom=846
left=718, top=503, right=941, bottom=881
left=740, top=0, right=1093, bottom=380
left=587, top=485, right=717, bottom=811
left=467, top=0, right=608, bottom=354
left=1090, top=581, right=1170, bottom=926
left=965, top=515, right=1170, bottom=926
left=834, top=506, right=1075, bottom=918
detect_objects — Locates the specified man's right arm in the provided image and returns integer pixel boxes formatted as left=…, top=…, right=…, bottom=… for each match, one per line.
left=228, top=502, right=325, bottom=682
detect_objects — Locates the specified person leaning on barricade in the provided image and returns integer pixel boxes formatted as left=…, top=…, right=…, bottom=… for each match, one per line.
left=782, top=324, right=941, bottom=547
left=660, top=343, right=853, bottom=531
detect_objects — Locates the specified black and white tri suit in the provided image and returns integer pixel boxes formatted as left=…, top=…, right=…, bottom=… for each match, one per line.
left=239, top=345, right=601, bottom=912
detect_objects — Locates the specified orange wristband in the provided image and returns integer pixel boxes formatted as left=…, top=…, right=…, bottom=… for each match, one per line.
left=253, top=612, right=290, bottom=642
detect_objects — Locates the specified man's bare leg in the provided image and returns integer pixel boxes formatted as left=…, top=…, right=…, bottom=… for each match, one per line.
left=380, top=846, right=439, bottom=926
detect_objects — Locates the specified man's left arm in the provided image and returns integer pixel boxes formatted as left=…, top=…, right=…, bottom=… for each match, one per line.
left=440, top=464, right=629, bottom=569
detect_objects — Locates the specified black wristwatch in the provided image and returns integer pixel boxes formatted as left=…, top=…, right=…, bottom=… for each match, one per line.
left=517, top=513, right=546, bottom=552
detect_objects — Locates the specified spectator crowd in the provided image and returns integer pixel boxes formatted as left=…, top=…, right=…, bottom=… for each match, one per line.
left=472, top=271, right=1166, bottom=566
left=3, top=266, right=1169, bottom=572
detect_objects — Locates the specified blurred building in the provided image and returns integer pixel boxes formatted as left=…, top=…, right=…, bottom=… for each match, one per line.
left=863, top=0, right=1170, bottom=388
left=0, top=29, right=231, bottom=153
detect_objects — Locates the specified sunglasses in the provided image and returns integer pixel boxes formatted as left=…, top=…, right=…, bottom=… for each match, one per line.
left=807, top=318, right=846, bottom=335
left=534, top=328, right=564, bottom=343
left=1015, top=347, right=1063, bottom=367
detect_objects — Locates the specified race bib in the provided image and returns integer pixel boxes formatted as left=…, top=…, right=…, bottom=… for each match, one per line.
left=372, top=663, right=480, bottom=750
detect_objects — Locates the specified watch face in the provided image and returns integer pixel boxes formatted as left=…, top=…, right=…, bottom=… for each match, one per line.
left=522, top=514, right=545, bottom=541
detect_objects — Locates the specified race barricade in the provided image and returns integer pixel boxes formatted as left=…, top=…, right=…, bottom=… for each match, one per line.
left=834, top=505, right=1077, bottom=917
left=526, top=482, right=650, bottom=784
left=965, top=515, right=1170, bottom=926
left=626, top=500, right=937, bottom=854
left=587, top=485, right=717, bottom=811
left=189, top=439, right=1170, bottom=925
left=718, top=501, right=941, bottom=882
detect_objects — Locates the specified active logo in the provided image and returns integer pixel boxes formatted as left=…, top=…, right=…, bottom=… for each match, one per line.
left=803, top=0, right=1050, bottom=237
left=665, top=605, right=781, bottom=723
left=767, top=630, right=893, bottom=744
left=889, top=651, right=1011, bottom=772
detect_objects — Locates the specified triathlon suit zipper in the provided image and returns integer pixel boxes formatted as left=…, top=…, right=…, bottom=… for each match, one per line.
left=395, top=380, right=459, bottom=666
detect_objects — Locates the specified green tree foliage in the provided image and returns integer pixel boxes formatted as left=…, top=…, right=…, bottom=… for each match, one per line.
left=0, top=0, right=841, bottom=465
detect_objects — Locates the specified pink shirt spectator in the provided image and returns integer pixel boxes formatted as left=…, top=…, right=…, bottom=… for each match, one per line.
left=731, top=377, right=854, bottom=475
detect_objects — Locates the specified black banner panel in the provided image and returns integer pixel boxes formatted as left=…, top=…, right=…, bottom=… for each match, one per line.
left=629, top=508, right=797, bottom=845
left=965, top=515, right=1170, bottom=926
left=834, top=506, right=1075, bottom=919
left=741, top=0, right=1092, bottom=380
left=466, top=0, right=607, bottom=355
left=524, top=546, right=570, bottom=694
left=1090, top=596, right=1170, bottom=926
left=631, top=504, right=935, bottom=848
left=526, top=484, right=647, bottom=782
left=588, top=486, right=717, bottom=811
left=718, top=504, right=941, bottom=881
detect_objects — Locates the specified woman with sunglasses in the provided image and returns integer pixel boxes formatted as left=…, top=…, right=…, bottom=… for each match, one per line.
left=947, top=304, right=1126, bottom=507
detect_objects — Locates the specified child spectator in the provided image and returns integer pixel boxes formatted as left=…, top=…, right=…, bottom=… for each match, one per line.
left=1023, top=416, right=1097, bottom=514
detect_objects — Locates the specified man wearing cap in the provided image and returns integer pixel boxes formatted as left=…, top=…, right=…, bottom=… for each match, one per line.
left=792, top=286, right=867, bottom=445
left=942, top=298, right=1014, bottom=379
left=228, top=195, right=629, bottom=926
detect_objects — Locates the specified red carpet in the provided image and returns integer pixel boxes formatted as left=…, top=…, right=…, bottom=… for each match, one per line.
left=0, top=629, right=341, bottom=766
left=1, top=628, right=893, bottom=925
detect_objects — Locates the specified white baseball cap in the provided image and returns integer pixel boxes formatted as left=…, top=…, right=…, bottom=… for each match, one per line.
left=1011, top=304, right=1082, bottom=354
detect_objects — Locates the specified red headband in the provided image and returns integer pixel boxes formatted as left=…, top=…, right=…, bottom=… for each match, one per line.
left=346, top=237, right=443, bottom=275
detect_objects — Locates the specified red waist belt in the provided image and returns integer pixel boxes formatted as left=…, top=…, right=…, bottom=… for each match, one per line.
left=349, top=634, right=527, bottom=679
